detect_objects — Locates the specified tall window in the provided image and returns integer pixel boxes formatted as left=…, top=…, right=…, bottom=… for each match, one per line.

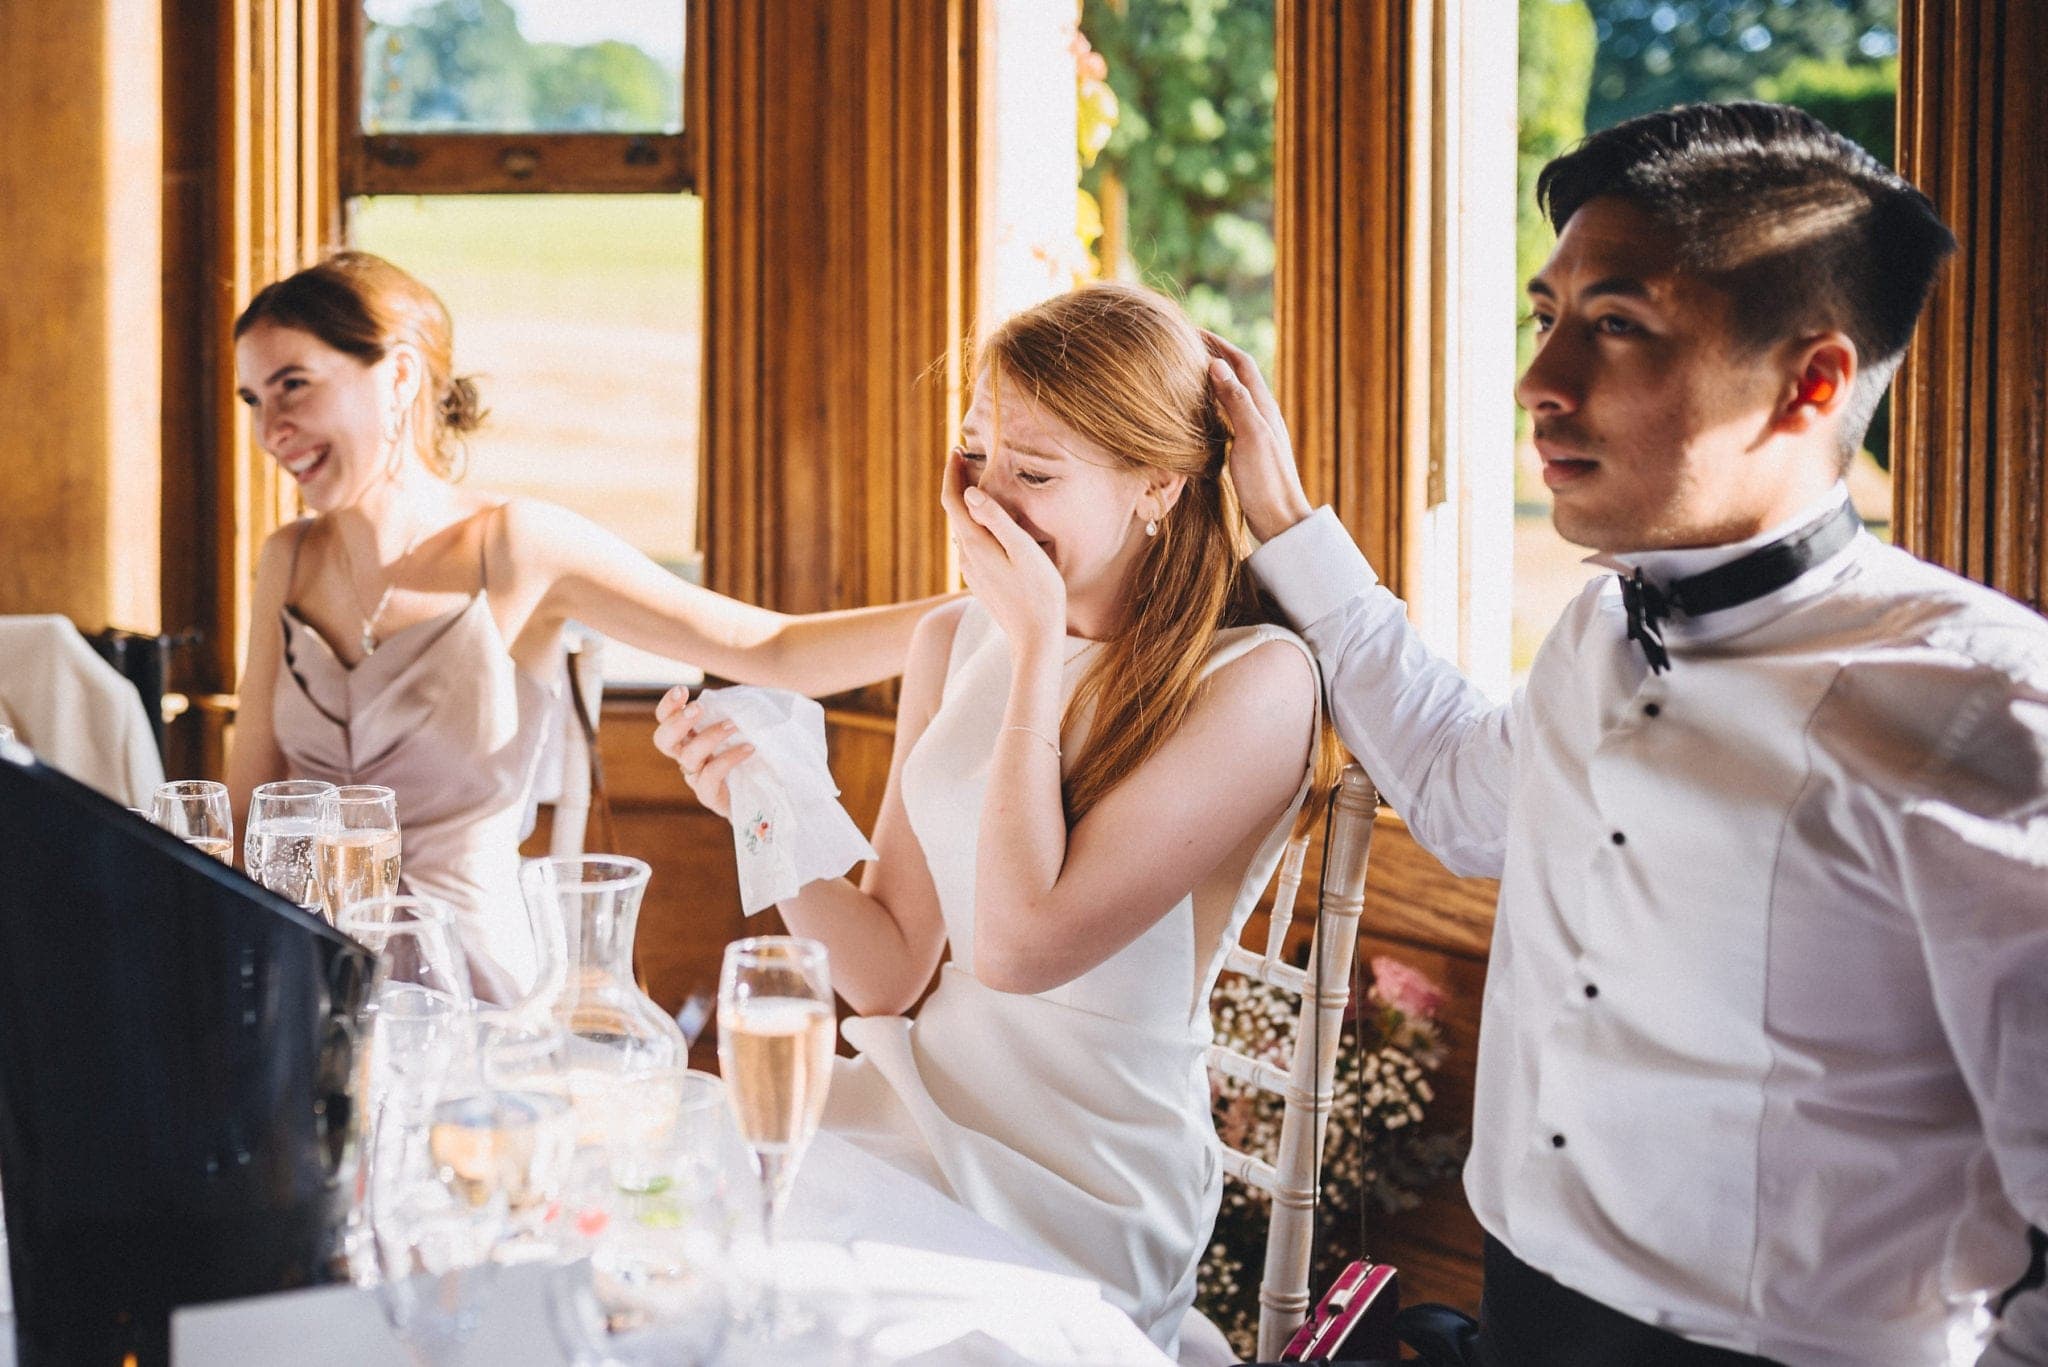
left=344, top=0, right=700, bottom=685
left=1511, top=0, right=1901, bottom=677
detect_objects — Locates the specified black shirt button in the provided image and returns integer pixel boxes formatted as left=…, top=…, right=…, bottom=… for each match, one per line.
left=1551, top=1133, right=1567, bottom=1149
left=1643, top=703, right=1661, bottom=718
left=1584, top=983, right=1599, bottom=999
left=1610, top=831, right=1626, bottom=846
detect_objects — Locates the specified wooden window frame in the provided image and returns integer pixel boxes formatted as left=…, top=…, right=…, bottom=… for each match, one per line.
left=1894, top=0, right=2048, bottom=615
left=335, top=3, right=695, bottom=197
left=1276, top=0, right=1516, bottom=697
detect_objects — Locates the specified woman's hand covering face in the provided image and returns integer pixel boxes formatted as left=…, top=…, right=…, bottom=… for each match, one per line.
left=943, top=449, right=1069, bottom=652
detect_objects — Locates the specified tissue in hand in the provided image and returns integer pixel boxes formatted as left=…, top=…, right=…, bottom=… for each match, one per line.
left=690, top=686, right=877, bottom=915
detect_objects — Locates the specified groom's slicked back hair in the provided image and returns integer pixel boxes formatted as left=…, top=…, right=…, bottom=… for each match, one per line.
left=1537, top=101, right=1957, bottom=464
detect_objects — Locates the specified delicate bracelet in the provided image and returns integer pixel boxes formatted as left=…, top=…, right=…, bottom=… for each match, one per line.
left=1000, top=724, right=1062, bottom=758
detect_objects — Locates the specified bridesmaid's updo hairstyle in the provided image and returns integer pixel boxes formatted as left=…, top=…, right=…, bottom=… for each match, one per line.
left=976, top=283, right=1296, bottom=825
left=234, top=251, right=485, bottom=481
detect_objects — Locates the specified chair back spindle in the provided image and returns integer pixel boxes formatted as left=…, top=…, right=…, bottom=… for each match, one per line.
left=1205, top=762, right=1379, bottom=1361
left=548, top=628, right=606, bottom=858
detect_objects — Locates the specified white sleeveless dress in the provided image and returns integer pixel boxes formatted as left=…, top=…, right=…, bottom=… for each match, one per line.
left=824, top=600, right=1319, bottom=1354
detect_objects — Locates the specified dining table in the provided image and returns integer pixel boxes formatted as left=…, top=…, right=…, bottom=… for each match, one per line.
left=0, top=1129, right=1174, bottom=1366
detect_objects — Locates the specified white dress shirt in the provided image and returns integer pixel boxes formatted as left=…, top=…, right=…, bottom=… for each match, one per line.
left=1250, top=488, right=2048, bottom=1366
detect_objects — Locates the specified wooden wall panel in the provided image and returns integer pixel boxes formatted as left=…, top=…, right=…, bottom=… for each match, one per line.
left=697, top=0, right=973, bottom=625
left=0, top=0, right=162, bottom=629
left=1274, top=0, right=1412, bottom=595
left=161, top=0, right=338, bottom=778
left=1895, top=0, right=2048, bottom=614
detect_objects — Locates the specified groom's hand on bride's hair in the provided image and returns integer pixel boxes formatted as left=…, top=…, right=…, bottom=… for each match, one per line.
left=1204, top=331, right=1314, bottom=544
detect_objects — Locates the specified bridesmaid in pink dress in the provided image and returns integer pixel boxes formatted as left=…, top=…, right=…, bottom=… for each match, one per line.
left=224, top=252, right=948, bottom=986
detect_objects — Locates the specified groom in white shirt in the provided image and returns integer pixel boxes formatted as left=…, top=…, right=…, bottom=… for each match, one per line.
left=1212, top=102, right=2048, bottom=1366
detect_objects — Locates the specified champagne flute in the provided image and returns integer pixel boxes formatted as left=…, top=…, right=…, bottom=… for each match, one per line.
left=245, top=779, right=334, bottom=907
left=717, top=936, right=833, bottom=1331
left=152, top=779, right=234, bottom=860
left=317, top=784, right=402, bottom=923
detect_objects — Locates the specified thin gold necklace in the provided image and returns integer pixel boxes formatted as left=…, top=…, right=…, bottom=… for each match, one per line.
left=337, top=520, right=431, bottom=657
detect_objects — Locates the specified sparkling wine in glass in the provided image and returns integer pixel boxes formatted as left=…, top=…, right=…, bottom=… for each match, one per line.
left=317, top=784, right=402, bottom=922
left=428, top=1090, right=553, bottom=1212
left=717, top=937, right=833, bottom=1267
left=245, top=778, right=334, bottom=906
left=153, top=779, right=234, bottom=860
left=472, top=1019, right=579, bottom=1256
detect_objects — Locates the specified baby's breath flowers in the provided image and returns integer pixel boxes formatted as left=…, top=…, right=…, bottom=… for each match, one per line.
left=1198, top=956, right=1467, bottom=1358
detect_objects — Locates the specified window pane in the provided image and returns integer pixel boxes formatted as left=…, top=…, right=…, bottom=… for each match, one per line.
left=349, top=194, right=703, bottom=684
left=1511, top=0, right=1900, bottom=679
left=1080, top=0, right=1277, bottom=374
left=362, top=0, right=685, bottom=134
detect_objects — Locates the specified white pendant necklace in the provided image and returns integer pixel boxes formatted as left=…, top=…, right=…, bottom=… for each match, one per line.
left=338, top=522, right=430, bottom=657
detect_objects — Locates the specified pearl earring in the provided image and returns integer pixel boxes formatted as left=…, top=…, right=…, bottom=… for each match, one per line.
left=1145, top=518, right=1159, bottom=538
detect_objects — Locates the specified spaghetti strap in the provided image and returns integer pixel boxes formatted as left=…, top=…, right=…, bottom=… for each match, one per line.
left=479, top=502, right=507, bottom=595
left=284, top=518, right=315, bottom=604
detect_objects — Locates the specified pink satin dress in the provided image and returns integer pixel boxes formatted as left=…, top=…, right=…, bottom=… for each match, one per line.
left=272, top=515, right=560, bottom=985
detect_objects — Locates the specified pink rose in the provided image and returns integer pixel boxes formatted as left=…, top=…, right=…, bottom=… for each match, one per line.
left=1370, top=956, right=1445, bottom=1020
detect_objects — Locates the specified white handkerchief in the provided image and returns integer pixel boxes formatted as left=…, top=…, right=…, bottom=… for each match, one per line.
left=691, top=686, right=876, bottom=915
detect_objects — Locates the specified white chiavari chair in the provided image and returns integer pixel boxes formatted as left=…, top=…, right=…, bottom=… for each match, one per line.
left=1183, top=762, right=1380, bottom=1364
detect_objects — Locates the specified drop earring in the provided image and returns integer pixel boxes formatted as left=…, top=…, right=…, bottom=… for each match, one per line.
left=1145, top=518, right=1159, bottom=538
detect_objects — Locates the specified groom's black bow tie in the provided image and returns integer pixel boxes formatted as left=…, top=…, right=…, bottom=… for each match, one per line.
left=1617, top=499, right=1862, bottom=674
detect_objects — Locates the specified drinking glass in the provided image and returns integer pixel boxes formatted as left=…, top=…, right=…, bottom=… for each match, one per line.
left=371, top=1044, right=508, bottom=1367
left=546, top=1237, right=730, bottom=1366
left=343, top=898, right=473, bottom=1122
left=717, top=935, right=833, bottom=1332
left=152, top=779, right=234, bottom=860
left=343, top=898, right=493, bottom=1363
left=371, top=1175, right=503, bottom=1367
left=471, top=1017, right=579, bottom=1261
left=545, top=1073, right=736, bottom=1366
left=317, top=784, right=401, bottom=923
left=244, top=778, right=334, bottom=907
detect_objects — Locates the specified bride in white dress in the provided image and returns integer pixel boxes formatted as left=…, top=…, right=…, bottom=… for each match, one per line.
left=658, top=283, right=1325, bottom=1353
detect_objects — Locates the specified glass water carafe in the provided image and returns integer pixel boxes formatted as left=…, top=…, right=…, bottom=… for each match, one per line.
left=519, top=856, right=685, bottom=1185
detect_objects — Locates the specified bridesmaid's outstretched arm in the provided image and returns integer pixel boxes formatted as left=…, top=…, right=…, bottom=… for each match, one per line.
left=492, top=498, right=955, bottom=695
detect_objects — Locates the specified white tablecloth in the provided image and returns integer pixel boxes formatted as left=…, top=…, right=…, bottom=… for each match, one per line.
left=0, top=1133, right=1171, bottom=1365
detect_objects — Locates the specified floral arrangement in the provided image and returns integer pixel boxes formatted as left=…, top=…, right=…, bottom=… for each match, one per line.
left=1198, top=955, right=1467, bottom=1357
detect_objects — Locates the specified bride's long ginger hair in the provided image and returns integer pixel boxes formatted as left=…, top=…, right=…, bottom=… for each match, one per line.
left=979, top=284, right=1336, bottom=825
